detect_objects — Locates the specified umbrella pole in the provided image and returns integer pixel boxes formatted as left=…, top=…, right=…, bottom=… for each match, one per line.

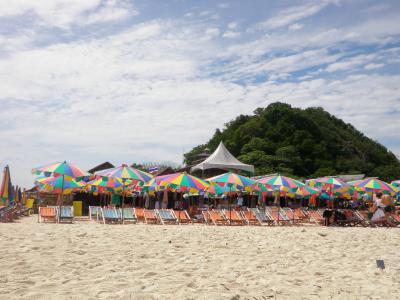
left=229, top=186, right=232, bottom=226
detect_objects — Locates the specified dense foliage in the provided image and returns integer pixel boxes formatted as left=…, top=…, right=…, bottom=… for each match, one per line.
left=184, top=102, right=400, bottom=181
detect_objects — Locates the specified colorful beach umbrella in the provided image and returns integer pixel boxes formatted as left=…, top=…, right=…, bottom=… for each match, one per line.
left=0, top=165, right=14, bottom=205
left=206, top=184, right=238, bottom=196
left=154, top=172, right=209, bottom=193
left=95, top=164, right=153, bottom=183
left=295, top=185, right=320, bottom=197
left=308, top=177, right=348, bottom=189
left=350, top=178, right=396, bottom=193
left=86, top=177, right=124, bottom=193
left=257, top=175, right=304, bottom=190
left=35, top=175, right=85, bottom=193
left=32, top=161, right=90, bottom=178
left=207, top=172, right=255, bottom=189
left=391, top=180, right=400, bottom=187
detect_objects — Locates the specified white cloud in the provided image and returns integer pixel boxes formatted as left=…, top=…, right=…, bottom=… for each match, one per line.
left=364, top=63, right=384, bottom=70
left=218, top=3, right=230, bottom=9
left=222, top=31, right=241, bottom=38
left=227, top=22, right=238, bottom=30
left=289, top=23, right=304, bottom=31
left=253, top=1, right=335, bottom=30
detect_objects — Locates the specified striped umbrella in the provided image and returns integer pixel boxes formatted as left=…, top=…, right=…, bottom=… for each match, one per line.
left=295, top=185, right=320, bottom=197
left=0, top=165, right=14, bottom=205
left=86, top=177, right=124, bottom=193
left=32, top=161, right=90, bottom=178
left=95, top=164, right=153, bottom=183
left=391, top=180, right=400, bottom=188
left=350, top=178, right=396, bottom=193
left=207, top=172, right=255, bottom=189
left=308, top=177, right=348, bottom=189
left=155, top=172, right=209, bottom=193
left=257, top=175, right=304, bottom=190
left=206, top=184, right=238, bottom=197
left=35, top=175, right=85, bottom=193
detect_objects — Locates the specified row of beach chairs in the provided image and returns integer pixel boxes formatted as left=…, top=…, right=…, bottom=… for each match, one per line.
left=0, top=204, right=32, bottom=222
left=89, top=207, right=192, bottom=225
left=38, top=206, right=74, bottom=223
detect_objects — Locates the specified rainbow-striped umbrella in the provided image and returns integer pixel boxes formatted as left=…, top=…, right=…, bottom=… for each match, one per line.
left=206, top=184, right=238, bottom=196
left=257, top=175, right=304, bottom=190
left=95, top=164, right=153, bottom=183
left=295, top=185, right=320, bottom=197
left=391, top=180, right=400, bottom=188
left=155, top=172, right=209, bottom=193
left=207, top=172, right=255, bottom=189
left=350, top=178, right=396, bottom=193
left=308, top=177, right=348, bottom=189
left=36, top=175, right=85, bottom=193
left=86, top=177, right=124, bottom=193
left=32, top=161, right=90, bottom=178
left=0, top=165, right=14, bottom=205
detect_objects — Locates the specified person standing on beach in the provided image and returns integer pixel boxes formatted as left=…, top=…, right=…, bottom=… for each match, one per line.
left=236, top=192, right=244, bottom=208
left=371, top=192, right=386, bottom=225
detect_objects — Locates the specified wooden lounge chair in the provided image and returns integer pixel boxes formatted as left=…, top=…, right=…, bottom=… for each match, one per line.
left=388, top=212, right=400, bottom=225
left=144, top=209, right=159, bottom=224
left=59, top=206, right=74, bottom=223
left=266, top=207, right=291, bottom=226
left=283, top=208, right=301, bottom=224
left=89, top=206, right=101, bottom=221
left=354, top=210, right=371, bottom=227
left=173, top=210, right=192, bottom=224
left=135, top=207, right=145, bottom=222
left=240, top=210, right=261, bottom=225
left=250, top=208, right=274, bottom=226
left=39, top=206, right=57, bottom=223
left=101, top=207, right=122, bottom=224
left=0, top=206, right=15, bottom=222
left=208, top=210, right=229, bottom=225
left=202, top=211, right=211, bottom=224
left=157, top=209, right=178, bottom=225
left=309, top=210, right=324, bottom=225
left=121, top=208, right=137, bottom=224
left=223, top=210, right=246, bottom=225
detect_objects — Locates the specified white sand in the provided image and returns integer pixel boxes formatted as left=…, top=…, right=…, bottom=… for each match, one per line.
left=0, top=216, right=399, bottom=300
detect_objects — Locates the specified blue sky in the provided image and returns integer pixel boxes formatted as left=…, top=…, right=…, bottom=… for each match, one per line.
left=0, top=0, right=400, bottom=187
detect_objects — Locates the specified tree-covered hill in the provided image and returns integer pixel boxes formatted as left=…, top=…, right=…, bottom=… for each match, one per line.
left=184, top=102, right=400, bottom=181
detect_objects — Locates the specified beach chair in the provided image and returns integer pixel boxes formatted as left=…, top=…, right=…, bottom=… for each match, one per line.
left=283, top=208, right=301, bottom=224
left=0, top=206, right=15, bottom=222
left=249, top=208, right=275, bottom=226
left=173, top=210, right=192, bottom=224
left=121, top=208, right=137, bottom=224
left=144, top=209, right=159, bottom=224
left=388, top=212, right=400, bottom=225
left=266, top=207, right=291, bottom=226
left=208, top=210, right=229, bottom=225
left=89, top=206, right=101, bottom=221
left=202, top=211, right=211, bottom=224
left=157, top=209, right=178, bottom=225
left=296, top=208, right=310, bottom=221
left=240, top=209, right=261, bottom=225
left=101, top=207, right=122, bottom=224
left=59, top=206, right=74, bottom=223
left=354, top=210, right=371, bottom=227
left=135, top=207, right=145, bottom=222
left=39, top=206, right=57, bottom=223
left=309, top=210, right=324, bottom=225
left=223, top=210, right=246, bottom=225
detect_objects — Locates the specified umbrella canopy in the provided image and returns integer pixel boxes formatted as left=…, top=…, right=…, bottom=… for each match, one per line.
left=350, top=178, right=396, bottom=193
left=0, top=165, right=14, bottom=205
left=295, top=185, right=320, bottom=197
left=391, top=180, right=400, bottom=187
left=257, top=175, right=304, bottom=190
left=95, top=164, right=153, bottom=183
left=36, top=175, right=85, bottom=193
left=32, top=161, right=90, bottom=178
left=308, top=177, right=348, bottom=189
left=154, top=172, right=209, bottom=193
left=207, top=172, right=255, bottom=189
left=86, top=177, right=124, bottom=193
left=206, top=184, right=239, bottom=196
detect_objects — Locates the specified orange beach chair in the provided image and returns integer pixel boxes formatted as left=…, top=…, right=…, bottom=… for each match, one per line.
left=39, top=207, right=57, bottom=223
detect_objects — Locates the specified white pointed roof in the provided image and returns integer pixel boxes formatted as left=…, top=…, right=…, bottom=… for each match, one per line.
left=191, top=141, right=254, bottom=173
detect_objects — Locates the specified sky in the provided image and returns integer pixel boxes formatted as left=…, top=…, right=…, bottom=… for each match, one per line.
left=0, top=0, right=400, bottom=188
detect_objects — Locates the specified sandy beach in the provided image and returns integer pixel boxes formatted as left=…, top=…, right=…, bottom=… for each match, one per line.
left=0, top=216, right=399, bottom=300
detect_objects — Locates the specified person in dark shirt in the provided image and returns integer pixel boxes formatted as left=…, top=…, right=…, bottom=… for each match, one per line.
left=322, top=209, right=333, bottom=226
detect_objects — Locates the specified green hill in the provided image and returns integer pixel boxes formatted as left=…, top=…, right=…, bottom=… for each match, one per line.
left=185, top=102, right=400, bottom=181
